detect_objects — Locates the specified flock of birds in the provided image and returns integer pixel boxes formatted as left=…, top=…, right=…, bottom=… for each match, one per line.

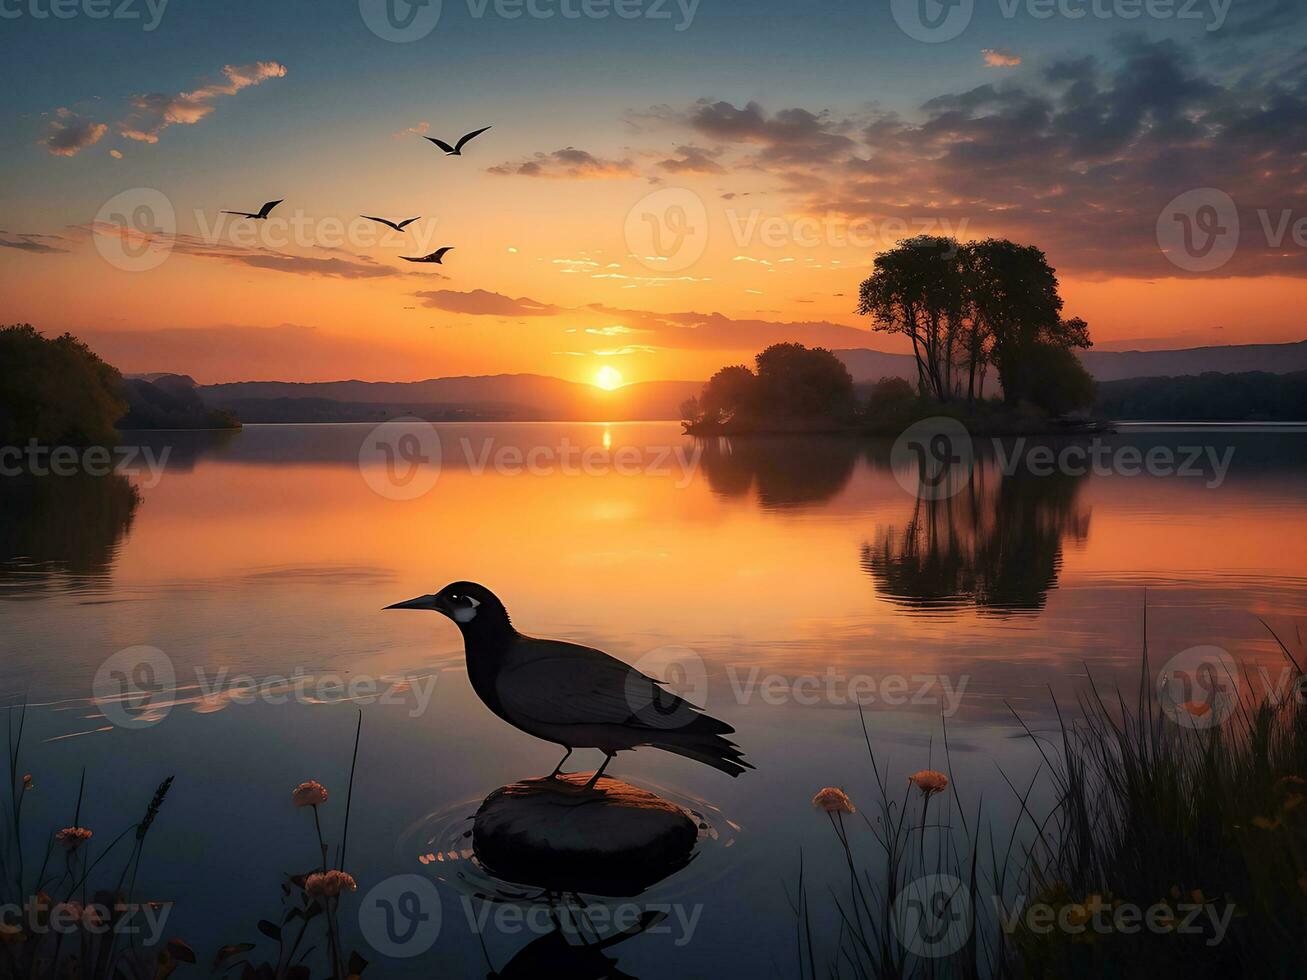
left=219, top=125, right=492, bottom=265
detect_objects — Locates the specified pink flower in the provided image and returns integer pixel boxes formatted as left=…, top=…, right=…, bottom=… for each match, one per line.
left=907, top=770, right=949, bottom=798
left=305, top=870, right=358, bottom=898
left=812, top=787, right=856, bottom=814
left=54, top=827, right=93, bottom=851
left=292, top=781, right=328, bottom=807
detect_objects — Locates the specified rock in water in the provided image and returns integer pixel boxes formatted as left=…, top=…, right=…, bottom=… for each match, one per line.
left=472, top=773, right=699, bottom=896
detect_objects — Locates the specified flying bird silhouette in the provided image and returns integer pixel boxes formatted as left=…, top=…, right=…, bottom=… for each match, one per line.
left=400, top=247, right=454, bottom=264
left=386, top=582, right=751, bottom=788
left=423, top=126, right=491, bottom=156
left=361, top=215, right=420, bottom=233
left=220, top=200, right=283, bottom=220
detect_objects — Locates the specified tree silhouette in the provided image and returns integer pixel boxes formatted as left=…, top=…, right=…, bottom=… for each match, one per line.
left=0, top=323, right=127, bottom=446
left=857, top=238, right=1094, bottom=413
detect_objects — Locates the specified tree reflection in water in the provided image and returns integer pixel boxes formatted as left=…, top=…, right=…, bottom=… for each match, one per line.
left=862, top=460, right=1091, bottom=614
left=0, top=474, right=141, bottom=598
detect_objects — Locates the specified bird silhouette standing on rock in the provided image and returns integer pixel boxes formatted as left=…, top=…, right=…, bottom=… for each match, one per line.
left=386, top=582, right=751, bottom=788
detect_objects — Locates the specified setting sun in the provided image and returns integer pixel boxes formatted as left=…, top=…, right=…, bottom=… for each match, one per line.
left=594, top=366, right=624, bottom=390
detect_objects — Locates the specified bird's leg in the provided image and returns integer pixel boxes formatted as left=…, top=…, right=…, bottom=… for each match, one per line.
left=548, top=747, right=573, bottom=779
left=584, top=754, right=614, bottom=790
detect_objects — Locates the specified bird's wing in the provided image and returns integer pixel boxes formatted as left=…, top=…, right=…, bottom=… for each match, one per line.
left=220, top=211, right=256, bottom=218
left=494, top=638, right=728, bottom=733
left=399, top=255, right=424, bottom=262
left=454, top=126, right=491, bottom=151
left=425, top=136, right=456, bottom=153
left=258, top=200, right=284, bottom=218
left=432, top=246, right=453, bottom=261
left=361, top=215, right=400, bottom=231
left=396, top=217, right=420, bottom=229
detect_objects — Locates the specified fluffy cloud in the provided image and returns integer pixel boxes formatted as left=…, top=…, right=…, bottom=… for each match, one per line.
left=414, top=289, right=559, bottom=316
left=982, top=49, right=1021, bottom=67
left=119, top=61, right=287, bottom=144
left=684, top=100, right=857, bottom=164
left=655, top=36, right=1307, bottom=279
left=0, top=232, right=70, bottom=254
left=488, top=147, right=638, bottom=179
left=657, top=144, right=726, bottom=174
left=42, top=110, right=108, bottom=157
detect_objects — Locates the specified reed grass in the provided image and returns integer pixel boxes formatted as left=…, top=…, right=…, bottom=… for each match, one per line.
left=800, top=613, right=1307, bottom=979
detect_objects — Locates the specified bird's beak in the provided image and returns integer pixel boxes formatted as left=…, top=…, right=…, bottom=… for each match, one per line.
left=384, top=594, right=443, bottom=612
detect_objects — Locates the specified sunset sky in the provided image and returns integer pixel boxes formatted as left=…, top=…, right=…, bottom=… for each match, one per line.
left=3, top=0, right=1305, bottom=385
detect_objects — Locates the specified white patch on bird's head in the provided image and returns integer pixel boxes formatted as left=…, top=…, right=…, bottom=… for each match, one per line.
left=451, top=595, right=481, bottom=623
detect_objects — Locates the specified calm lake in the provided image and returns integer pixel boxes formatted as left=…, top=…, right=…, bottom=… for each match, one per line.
left=2, top=421, right=1305, bottom=976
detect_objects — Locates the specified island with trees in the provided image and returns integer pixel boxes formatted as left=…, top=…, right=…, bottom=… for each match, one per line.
left=682, top=236, right=1104, bottom=435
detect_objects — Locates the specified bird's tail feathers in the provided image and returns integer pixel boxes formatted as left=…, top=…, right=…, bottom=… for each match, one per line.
left=648, top=730, right=753, bottom=777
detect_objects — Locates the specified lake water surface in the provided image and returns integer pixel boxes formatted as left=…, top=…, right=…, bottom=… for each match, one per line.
left=2, top=422, right=1305, bottom=976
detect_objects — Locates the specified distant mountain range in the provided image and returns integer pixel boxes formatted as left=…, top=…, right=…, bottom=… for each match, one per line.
left=197, top=375, right=704, bottom=423
left=188, top=340, right=1307, bottom=423
left=833, top=340, right=1307, bottom=384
